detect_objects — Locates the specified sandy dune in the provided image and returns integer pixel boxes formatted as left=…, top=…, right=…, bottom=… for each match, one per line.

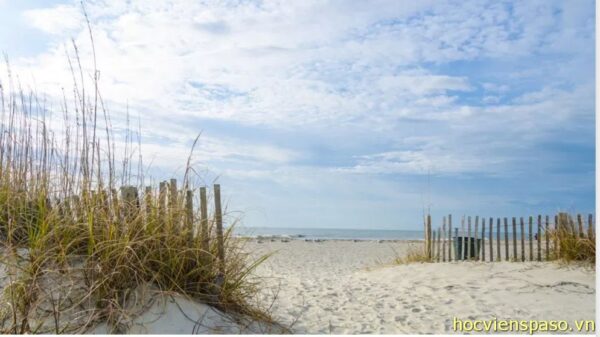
left=249, top=240, right=595, bottom=334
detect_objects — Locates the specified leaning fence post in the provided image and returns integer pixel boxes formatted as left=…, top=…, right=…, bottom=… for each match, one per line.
left=214, top=184, right=225, bottom=274
left=442, top=217, right=446, bottom=262
left=481, top=218, right=486, bottom=261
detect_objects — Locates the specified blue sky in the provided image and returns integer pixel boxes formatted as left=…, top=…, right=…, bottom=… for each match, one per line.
left=0, top=0, right=595, bottom=230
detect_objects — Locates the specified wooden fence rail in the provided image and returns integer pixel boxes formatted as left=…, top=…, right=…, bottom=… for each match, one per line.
left=425, top=212, right=595, bottom=262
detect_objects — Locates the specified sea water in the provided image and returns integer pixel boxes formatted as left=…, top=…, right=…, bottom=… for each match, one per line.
left=232, top=227, right=424, bottom=241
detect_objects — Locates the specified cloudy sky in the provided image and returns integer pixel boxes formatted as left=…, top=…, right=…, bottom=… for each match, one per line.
left=0, top=0, right=595, bottom=230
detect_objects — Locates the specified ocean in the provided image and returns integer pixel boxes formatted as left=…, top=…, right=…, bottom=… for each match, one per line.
left=232, top=226, right=424, bottom=241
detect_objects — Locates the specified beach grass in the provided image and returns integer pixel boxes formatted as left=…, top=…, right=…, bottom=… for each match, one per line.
left=550, top=215, right=595, bottom=265
left=0, top=52, right=273, bottom=333
left=391, top=244, right=432, bottom=264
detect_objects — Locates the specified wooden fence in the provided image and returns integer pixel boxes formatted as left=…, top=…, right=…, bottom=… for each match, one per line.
left=424, top=213, right=595, bottom=262
left=112, top=180, right=225, bottom=270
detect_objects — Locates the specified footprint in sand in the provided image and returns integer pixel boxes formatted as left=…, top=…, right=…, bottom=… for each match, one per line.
left=395, top=315, right=407, bottom=322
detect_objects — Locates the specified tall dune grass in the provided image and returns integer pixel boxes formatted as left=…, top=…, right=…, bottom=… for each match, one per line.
left=0, top=53, right=272, bottom=333
left=550, top=214, right=595, bottom=265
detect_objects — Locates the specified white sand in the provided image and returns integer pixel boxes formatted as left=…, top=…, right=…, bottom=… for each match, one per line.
left=249, top=240, right=596, bottom=334
left=0, top=242, right=594, bottom=334
left=89, top=287, right=285, bottom=334
left=0, top=249, right=284, bottom=334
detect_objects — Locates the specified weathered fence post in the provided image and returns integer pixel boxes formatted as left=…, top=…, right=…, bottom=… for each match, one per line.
left=528, top=216, right=533, bottom=261
left=467, top=216, right=472, bottom=260
left=520, top=217, right=525, bottom=262
left=577, top=214, right=584, bottom=238
left=474, top=216, right=479, bottom=260
left=481, top=218, right=486, bottom=261
left=537, top=215, right=541, bottom=261
left=448, top=215, right=453, bottom=262
left=504, top=218, right=509, bottom=260
left=424, top=216, right=429, bottom=257
left=214, top=184, right=225, bottom=274
left=426, top=214, right=432, bottom=260
left=461, top=216, right=466, bottom=261
left=120, top=185, right=139, bottom=219
left=442, top=217, right=447, bottom=262
left=489, top=217, right=494, bottom=262
left=512, top=217, right=517, bottom=261
left=436, top=230, right=441, bottom=262
left=169, top=179, right=178, bottom=207
left=169, top=179, right=178, bottom=231
left=554, top=214, right=559, bottom=258
left=545, top=215, right=550, bottom=261
left=588, top=214, right=594, bottom=240
left=437, top=227, right=442, bottom=262
left=185, top=189, right=194, bottom=243
left=454, top=227, right=458, bottom=261
left=144, top=186, right=152, bottom=220
left=110, top=189, right=118, bottom=221
left=497, top=218, right=501, bottom=261
left=424, top=215, right=430, bottom=259
left=159, top=181, right=167, bottom=225
left=568, top=213, right=576, bottom=239
left=431, top=230, right=436, bottom=262
left=199, top=187, right=209, bottom=255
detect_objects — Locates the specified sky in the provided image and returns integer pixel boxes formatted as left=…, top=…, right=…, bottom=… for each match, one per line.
left=0, top=0, right=595, bottom=230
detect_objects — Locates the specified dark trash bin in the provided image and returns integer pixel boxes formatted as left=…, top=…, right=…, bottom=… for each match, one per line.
left=454, top=236, right=482, bottom=260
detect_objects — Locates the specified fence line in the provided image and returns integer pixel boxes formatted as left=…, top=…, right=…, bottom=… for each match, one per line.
left=424, top=212, right=595, bottom=262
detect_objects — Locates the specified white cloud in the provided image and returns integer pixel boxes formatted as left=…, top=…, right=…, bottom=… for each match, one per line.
left=5, top=0, right=594, bottom=181
left=23, top=4, right=82, bottom=35
left=0, top=0, right=593, bottom=228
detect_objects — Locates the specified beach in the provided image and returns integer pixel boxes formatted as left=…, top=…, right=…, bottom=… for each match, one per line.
left=248, top=239, right=596, bottom=334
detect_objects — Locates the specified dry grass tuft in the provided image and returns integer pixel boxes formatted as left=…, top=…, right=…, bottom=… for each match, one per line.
left=391, top=244, right=432, bottom=264
left=0, top=45, right=275, bottom=333
left=549, top=214, right=595, bottom=266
